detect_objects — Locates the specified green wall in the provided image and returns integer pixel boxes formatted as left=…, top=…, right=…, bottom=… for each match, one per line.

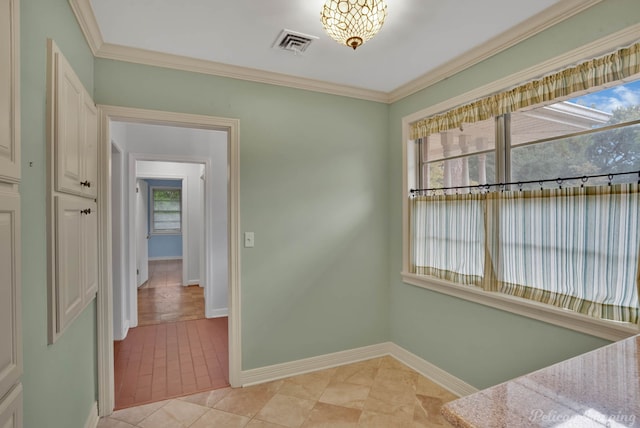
left=21, top=0, right=97, bottom=427
left=17, top=1, right=640, bottom=426
left=93, top=61, right=391, bottom=369
left=387, top=0, right=639, bottom=389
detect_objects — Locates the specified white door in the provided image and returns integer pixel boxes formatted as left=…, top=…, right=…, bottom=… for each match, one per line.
left=135, top=179, right=149, bottom=287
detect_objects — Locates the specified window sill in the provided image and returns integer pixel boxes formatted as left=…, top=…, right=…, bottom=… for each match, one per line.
left=400, top=272, right=639, bottom=341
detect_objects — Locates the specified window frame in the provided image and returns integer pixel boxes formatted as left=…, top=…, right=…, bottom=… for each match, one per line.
left=401, top=30, right=640, bottom=341
left=150, top=186, right=182, bottom=235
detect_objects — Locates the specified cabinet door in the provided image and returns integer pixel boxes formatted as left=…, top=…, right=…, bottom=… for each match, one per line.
left=0, top=191, right=21, bottom=399
left=82, top=200, right=98, bottom=301
left=54, top=52, right=84, bottom=197
left=81, top=95, right=98, bottom=198
left=0, top=384, right=22, bottom=428
left=55, top=196, right=84, bottom=331
left=0, top=0, right=19, bottom=183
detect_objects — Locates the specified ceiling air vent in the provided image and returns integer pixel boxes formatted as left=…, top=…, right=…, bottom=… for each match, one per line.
left=273, top=29, right=318, bottom=54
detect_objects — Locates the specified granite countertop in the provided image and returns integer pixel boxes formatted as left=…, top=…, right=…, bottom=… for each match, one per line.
left=441, top=334, right=640, bottom=428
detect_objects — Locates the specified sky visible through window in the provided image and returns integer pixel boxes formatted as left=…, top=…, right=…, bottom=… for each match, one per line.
left=571, top=78, right=640, bottom=113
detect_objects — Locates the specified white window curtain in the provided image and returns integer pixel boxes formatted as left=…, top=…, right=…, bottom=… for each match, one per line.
left=411, top=184, right=640, bottom=324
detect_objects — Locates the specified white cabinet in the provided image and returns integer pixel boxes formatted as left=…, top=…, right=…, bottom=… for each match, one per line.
left=54, top=197, right=97, bottom=333
left=51, top=40, right=97, bottom=199
left=0, top=384, right=22, bottom=428
left=0, top=191, right=21, bottom=401
left=47, top=39, right=99, bottom=343
left=0, top=0, right=20, bottom=183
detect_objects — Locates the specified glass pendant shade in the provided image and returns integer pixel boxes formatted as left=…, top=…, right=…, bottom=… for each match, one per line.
left=320, top=0, right=388, bottom=50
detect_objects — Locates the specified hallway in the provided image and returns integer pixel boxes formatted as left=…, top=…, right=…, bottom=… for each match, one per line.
left=138, top=260, right=204, bottom=326
left=114, top=260, right=228, bottom=409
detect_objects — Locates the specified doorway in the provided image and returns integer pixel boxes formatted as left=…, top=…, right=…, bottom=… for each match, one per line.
left=97, top=106, right=241, bottom=416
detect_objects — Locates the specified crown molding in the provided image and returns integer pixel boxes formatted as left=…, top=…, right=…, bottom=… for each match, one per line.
left=70, top=0, right=603, bottom=104
left=96, top=42, right=390, bottom=103
left=68, top=0, right=103, bottom=55
left=402, top=22, right=640, bottom=125
left=387, top=0, right=604, bottom=103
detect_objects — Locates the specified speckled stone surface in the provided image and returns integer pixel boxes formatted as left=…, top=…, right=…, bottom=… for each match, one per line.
left=441, top=334, right=640, bottom=428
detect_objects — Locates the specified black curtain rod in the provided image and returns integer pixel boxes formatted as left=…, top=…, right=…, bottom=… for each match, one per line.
left=410, top=170, right=640, bottom=195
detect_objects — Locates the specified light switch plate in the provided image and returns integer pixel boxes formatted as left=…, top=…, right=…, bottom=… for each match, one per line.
left=244, top=232, right=255, bottom=248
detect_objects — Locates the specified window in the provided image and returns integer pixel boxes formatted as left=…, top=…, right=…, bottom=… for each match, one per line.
left=404, top=42, right=640, bottom=338
left=151, top=187, right=182, bottom=234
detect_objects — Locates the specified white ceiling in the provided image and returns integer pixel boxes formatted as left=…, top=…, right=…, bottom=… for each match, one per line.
left=87, top=0, right=574, bottom=96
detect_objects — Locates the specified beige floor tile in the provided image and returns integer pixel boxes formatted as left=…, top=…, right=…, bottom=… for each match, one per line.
left=246, top=420, right=290, bottom=427
left=332, top=359, right=380, bottom=387
left=138, top=400, right=208, bottom=428
left=373, top=367, right=418, bottom=391
left=109, top=357, right=459, bottom=428
left=414, top=376, right=459, bottom=402
left=357, top=410, right=414, bottom=428
left=301, top=402, right=362, bottom=428
left=363, top=383, right=415, bottom=420
left=415, top=394, right=451, bottom=426
left=214, top=382, right=283, bottom=418
left=96, top=418, right=138, bottom=428
left=110, top=400, right=170, bottom=425
left=318, top=381, right=370, bottom=410
left=255, top=394, right=316, bottom=428
left=278, top=372, right=332, bottom=401
left=379, top=356, right=415, bottom=372
left=190, top=408, right=251, bottom=428
left=178, top=387, right=232, bottom=407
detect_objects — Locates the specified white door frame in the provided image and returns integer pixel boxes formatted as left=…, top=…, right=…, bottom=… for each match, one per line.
left=97, top=105, right=241, bottom=416
left=134, top=164, right=194, bottom=300
left=132, top=163, right=193, bottom=324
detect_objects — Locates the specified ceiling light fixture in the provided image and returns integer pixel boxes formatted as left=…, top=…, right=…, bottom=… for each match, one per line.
left=320, top=0, right=388, bottom=50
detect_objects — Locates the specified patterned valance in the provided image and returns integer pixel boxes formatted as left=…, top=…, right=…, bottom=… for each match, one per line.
left=410, top=42, right=640, bottom=140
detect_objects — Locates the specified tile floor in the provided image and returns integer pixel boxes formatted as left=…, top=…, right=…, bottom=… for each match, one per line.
left=100, top=356, right=457, bottom=427
left=114, top=318, right=229, bottom=410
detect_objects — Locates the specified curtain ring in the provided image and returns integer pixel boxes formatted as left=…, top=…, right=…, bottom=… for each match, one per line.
left=539, top=180, right=544, bottom=190
left=556, top=178, right=563, bottom=189
left=581, top=176, right=588, bottom=188
left=517, top=182, right=523, bottom=191
left=608, top=173, right=613, bottom=186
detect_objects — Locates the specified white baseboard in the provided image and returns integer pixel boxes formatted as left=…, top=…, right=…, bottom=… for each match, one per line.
left=387, top=343, right=479, bottom=397
left=148, top=256, right=183, bottom=261
left=188, top=279, right=200, bottom=286
left=84, top=402, right=99, bottom=428
left=114, top=320, right=130, bottom=341
left=239, top=343, right=391, bottom=386
left=238, top=342, right=478, bottom=398
left=206, top=307, right=228, bottom=318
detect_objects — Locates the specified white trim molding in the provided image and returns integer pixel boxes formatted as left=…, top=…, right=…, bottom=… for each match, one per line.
left=240, top=343, right=389, bottom=387
left=388, top=0, right=602, bottom=102
left=402, top=273, right=639, bottom=342
left=206, top=307, right=229, bottom=319
left=68, top=0, right=603, bottom=103
left=96, top=105, right=241, bottom=416
left=148, top=256, right=183, bottom=261
left=84, top=402, right=99, bottom=428
left=239, top=342, right=478, bottom=398
left=388, top=343, right=479, bottom=398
